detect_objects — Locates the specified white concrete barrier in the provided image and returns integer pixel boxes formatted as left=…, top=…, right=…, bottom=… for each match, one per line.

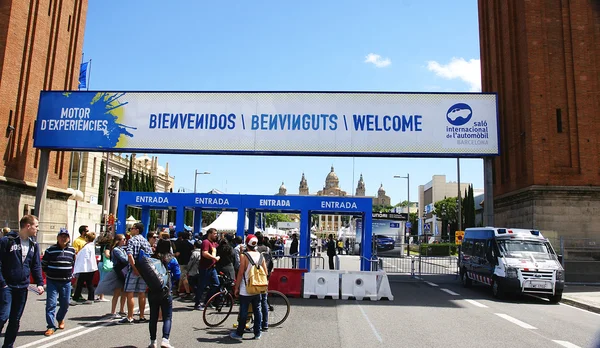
left=375, top=271, right=394, bottom=301
left=341, top=271, right=378, bottom=301
left=303, top=270, right=344, bottom=299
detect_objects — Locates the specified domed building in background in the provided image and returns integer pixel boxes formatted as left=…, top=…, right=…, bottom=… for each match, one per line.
left=275, top=166, right=391, bottom=235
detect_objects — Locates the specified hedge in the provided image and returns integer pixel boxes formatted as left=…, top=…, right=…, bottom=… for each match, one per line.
left=419, top=243, right=458, bottom=256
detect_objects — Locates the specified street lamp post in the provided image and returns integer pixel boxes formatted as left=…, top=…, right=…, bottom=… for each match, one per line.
left=394, top=174, right=410, bottom=257
left=107, top=177, right=117, bottom=214
left=193, top=170, right=211, bottom=193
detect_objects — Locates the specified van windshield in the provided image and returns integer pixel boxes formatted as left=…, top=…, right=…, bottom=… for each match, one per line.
left=496, top=240, right=555, bottom=260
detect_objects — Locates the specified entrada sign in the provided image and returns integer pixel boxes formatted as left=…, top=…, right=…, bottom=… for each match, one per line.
left=33, top=91, right=499, bottom=157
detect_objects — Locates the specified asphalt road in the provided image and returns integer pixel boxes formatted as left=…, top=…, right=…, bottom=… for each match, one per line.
left=5, top=277, right=600, bottom=348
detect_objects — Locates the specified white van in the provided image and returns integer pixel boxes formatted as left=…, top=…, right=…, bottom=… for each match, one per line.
left=458, top=227, right=564, bottom=303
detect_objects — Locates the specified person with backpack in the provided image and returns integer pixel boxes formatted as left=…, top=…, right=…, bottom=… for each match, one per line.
left=186, top=240, right=202, bottom=298
left=147, top=239, right=180, bottom=348
left=254, top=232, right=273, bottom=332
left=230, top=234, right=268, bottom=341
left=0, top=215, right=45, bottom=348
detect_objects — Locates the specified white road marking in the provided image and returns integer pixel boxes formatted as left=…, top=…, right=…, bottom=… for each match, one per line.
left=357, top=302, right=383, bottom=343
left=440, top=288, right=459, bottom=296
left=35, top=321, right=114, bottom=348
left=17, top=306, right=141, bottom=348
left=494, top=313, right=537, bottom=330
left=424, top=281, right=438, bottom=287
left=559, top=302, right=600, bottom=317
left=464, top=299, right=488, bottom=308
left=552, top=340, right=582, bottom=348
left=17, top=326, right=86, bottom=348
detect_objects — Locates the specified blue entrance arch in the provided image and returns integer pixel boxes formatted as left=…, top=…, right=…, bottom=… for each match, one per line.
left=117, top=192, right=373, bottom=271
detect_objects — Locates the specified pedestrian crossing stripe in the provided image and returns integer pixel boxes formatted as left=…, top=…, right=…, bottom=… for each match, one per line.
left=468, top=272, right=492, bottom=285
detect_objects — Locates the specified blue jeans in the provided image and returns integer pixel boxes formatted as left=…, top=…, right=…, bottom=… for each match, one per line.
left=236, top=295, right=261, bottom=337
left=148, top=294, right=172, bottom=341
left=194, top=268, right=219, bottom=307
left=260, top=293, right=268, bottom=329
left=46, top=280, right=71, bottom=329
left=0, top=286, right=28, bottom=348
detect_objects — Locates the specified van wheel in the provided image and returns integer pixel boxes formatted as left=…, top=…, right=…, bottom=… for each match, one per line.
left=492, top=279, right=504, bottom=299
left=549, top=290, right=563, bottom=304
left=461, top=269, right=472, bottom=288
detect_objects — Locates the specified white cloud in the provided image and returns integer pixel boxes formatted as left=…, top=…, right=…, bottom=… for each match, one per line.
left=427, top=58, right=481, bottom=92
left=365, top=53, right=391, bottom=68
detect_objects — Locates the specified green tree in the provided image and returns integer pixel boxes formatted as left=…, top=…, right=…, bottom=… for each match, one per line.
left=394, top=200, right=409, bottom=208
left=185, top=210, right=193, bottom=227
left=372, top=204, right=394, bottom=212
left=98, top=159, right=105, bottom=206
left=202, top=211, right=217, bottom=226
left=133, top=172, right=140, bottom=192
left=127, top=155, right=134, bottom=190
left=264, top=213, right=292, bottom=227
left=408, top=212, right=418, bottom=235
left=121, top=170, right=129, bottom=191
left=466, top=185, right=476, bottom=228
left=433, top=197, right=459, bottom=241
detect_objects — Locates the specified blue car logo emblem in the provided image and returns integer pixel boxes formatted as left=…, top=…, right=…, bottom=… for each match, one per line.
left=446, top=103, right=473, bottom=126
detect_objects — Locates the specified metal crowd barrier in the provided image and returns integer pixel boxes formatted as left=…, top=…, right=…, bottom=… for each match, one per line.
left=271, top=253, right=326, bottom=270
left=360, top=256, right=383, bottom=272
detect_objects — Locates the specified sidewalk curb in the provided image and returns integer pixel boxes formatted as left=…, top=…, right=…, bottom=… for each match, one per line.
left=562, top=297, right=600, bottom=314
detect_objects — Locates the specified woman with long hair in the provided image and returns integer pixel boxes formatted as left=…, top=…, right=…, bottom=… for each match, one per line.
left=216, top=237, right=235, bottom=281
left=147, top=239, right=180, bottom=348
left=109, top=234, right=128, bottom=318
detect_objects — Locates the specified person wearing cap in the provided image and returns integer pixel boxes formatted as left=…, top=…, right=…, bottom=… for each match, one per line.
left=230, top=234, right=267, bottom=340
left=41, top=228, right=76, bottom=336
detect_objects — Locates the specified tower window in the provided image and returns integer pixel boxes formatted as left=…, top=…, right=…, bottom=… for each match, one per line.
left=556, top=109, right=563, bottom=133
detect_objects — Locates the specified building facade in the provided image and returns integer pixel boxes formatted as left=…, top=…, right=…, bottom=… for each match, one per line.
left=479, top=0, right=600, bottom=238
left=0, top=0, right=88, bottom=244
left=276, top=166, right=391, bottom=234
left=417, top=175, right=479, bottom=239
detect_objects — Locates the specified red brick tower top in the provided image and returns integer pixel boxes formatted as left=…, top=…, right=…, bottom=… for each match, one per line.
left=479, top=0, right=600, bottom=197
left=0, top=0, right=88, bottom=187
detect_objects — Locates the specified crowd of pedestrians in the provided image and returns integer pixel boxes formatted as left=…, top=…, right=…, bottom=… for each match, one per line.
left=0, top=215, right=277, bottom=348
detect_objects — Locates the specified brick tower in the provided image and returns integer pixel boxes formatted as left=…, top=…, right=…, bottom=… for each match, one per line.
left=478, top=0, right=600, bottom=238
left=0, top=1, right=88, bottom=225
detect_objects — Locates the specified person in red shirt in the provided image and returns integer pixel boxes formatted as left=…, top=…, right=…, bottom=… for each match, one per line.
left=193, top=228, right=220, bottom=311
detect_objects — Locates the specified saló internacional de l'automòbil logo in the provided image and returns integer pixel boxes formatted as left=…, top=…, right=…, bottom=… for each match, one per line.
left=445, top=103, right=489, bottom=146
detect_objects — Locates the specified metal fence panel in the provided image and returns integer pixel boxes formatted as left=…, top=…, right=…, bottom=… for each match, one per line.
left=271, top=254, right=326, bottom=270
left=418, top=256, right=459, bottom=276
left=561, top=237, right=600, bottom=284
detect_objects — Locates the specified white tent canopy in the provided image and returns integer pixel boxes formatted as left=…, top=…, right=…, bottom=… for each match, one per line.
left=201, top=211, right=261, bottom=234
left=264, top=227, right=286, bottom=237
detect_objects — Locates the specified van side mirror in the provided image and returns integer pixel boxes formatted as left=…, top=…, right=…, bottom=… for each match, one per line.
left=557, top=254, right=563, bottom=264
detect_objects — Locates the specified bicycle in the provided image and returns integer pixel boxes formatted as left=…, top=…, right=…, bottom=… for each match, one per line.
left=202, top=272, right=291, bottom=328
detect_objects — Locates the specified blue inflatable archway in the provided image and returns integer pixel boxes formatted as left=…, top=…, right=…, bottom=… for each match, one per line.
left=117, top=192, right=373, bottom=271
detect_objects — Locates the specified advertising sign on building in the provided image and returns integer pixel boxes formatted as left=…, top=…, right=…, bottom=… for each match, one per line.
left=34, top=91, right=499, bottom=157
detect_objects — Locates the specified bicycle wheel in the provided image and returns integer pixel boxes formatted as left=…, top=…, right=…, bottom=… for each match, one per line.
left=203, top=291, right=234, bottom=327
left=266, top=290, right=290, bottom=327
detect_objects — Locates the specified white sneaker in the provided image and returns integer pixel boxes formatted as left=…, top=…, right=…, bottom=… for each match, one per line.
left=148, top=340, right=157, bottom=348
left=161, top=338, right=174, bottom=348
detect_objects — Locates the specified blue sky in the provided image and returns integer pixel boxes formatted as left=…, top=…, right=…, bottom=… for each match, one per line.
left=82, top=0, right=483, bottom=202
